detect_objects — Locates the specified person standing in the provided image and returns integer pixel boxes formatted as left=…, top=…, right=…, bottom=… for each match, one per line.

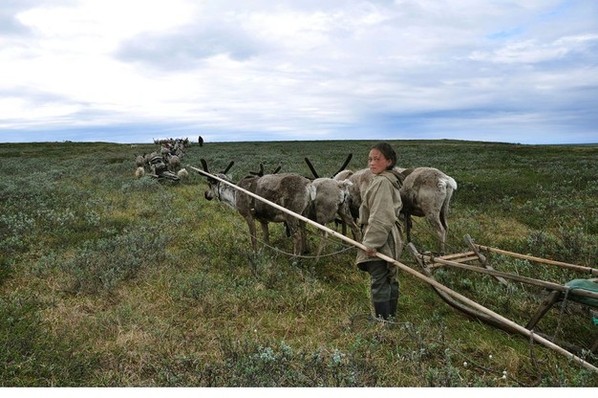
left=356, top=142, right=404, bottom=321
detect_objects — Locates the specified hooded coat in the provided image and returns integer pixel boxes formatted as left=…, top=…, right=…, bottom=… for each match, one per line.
left=355, top=170, right=404, bottom=265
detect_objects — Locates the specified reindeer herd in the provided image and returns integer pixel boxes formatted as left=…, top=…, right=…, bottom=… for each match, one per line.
left=199, top=153, right=457, bottom=256
left=133, top=139, right=457, bottom=255
left=134, top=138, right=191, bottom=182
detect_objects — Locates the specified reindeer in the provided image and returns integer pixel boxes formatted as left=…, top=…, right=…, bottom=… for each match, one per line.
left=200, top=160, right=312, bottom=256
left=135, top=154, right=145, bottom=168
left=304, top=155, right=360, bottom=240
left=399, top=167, right=457, bottom=253
left=167, top=154, right=181, bottom=173
left=337, top=163, right=457, bottom=254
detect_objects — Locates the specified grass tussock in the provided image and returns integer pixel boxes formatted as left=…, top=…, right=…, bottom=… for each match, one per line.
left=0, top=140, right=597, bottom=386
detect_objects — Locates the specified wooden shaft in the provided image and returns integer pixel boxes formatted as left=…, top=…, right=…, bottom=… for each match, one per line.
left=190, top=166, right=598, bottom=374
left=429, top=255, right=480, bottom=269
left=475, top=244, right=598, bottom=276
left=423, top=255, right=598, bottom=300
left=436, top=251, right=476, bottom=260
left=465, top=234, right=508, bottom=285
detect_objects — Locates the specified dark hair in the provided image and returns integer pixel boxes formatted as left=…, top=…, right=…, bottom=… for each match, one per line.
left=371, top=142, right=397, bottom=170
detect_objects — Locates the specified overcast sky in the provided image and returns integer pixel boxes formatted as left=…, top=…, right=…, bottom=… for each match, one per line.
left=1, top=0, right=597, bottom=144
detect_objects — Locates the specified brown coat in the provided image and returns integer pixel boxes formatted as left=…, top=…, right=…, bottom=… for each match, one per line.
left=355, top=170, right=404, bottom=265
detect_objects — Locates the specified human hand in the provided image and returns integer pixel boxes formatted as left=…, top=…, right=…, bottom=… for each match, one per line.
left=364, top=246, right=377, bottom=257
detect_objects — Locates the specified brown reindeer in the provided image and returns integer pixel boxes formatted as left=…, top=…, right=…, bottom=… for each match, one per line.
left=200, top=159, right=311, bottom=255
left=304, top=155, right=360, bottom=240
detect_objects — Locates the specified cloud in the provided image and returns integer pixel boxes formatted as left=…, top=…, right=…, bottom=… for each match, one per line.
left=469, top=34, right=598, bottom=64
left=0, top=0, right=46, bottom=35
left=1, top=0, right=597, bottom=144
left=116, top=24, right=265, bottom=70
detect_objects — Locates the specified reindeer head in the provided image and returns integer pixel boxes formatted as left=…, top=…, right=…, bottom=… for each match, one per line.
left=200, top=159, right=234, bottom=201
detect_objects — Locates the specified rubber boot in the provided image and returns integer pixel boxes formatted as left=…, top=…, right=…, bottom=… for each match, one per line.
left=389, top=280, right=399, bottom=319
left=373, top=301, right=390, bottom=320
left=388, top=298, right=398, bottom=319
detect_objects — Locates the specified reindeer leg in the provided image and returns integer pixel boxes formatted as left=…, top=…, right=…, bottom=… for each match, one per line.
left=260, top=221, right=270, bottom=246
left=287, top=221, right=306, bottom=256
left=440, top=228, right=447, bottom=254
left=426, top=215, right=446, bottom=255
left=338, top=208, right=361, bottom=241
left=315, top=230, right=327, bottom=262
left=405, top=214, right=413, bottom=243
left=245, top=217, right=258, bottom=252
left=300, top=221, right=308, bottom=254
left=291, top=227, right=301, bottom=256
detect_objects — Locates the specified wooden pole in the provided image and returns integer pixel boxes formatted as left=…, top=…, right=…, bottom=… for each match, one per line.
left=190, top=166, right=598, bottom=374
left=430, top=255, right=479, bottom=268
left=473, top=243, right=598, bottom=276
left=421, top=254, right=598, bottom=301
left=465, top=234, right=508, bottom=285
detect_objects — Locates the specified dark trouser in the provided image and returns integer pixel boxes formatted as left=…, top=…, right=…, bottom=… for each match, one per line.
left=358, top=260, right=399, bottom=319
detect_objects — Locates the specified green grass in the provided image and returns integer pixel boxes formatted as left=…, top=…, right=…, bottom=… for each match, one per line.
left=0, top=139, right=597, bottom=386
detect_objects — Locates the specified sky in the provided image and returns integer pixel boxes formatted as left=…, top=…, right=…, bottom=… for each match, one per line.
left=1, top=0, right=597, bottom=145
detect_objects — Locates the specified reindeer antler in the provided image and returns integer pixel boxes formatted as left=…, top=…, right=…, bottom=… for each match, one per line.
left=305, top=153, right=352, bottom=179
left=222, top=161, right=234, bottom=174
left=331, top=153, right=352, bottom=177
left=249, top=163, right=265, bottom=176
left=304, top=157, right=319, bottom=179
left=200, top=159, right=234, bottom=179
left=249, top=163, right=281, bottom=177
left=200, top=158, right=210, bottom=173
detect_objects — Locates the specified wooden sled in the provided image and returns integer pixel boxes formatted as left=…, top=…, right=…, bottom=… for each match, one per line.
left=408, top=235, right=598, bottom=355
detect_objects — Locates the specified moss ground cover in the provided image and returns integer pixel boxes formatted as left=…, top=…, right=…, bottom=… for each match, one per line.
left=0, top=140, right=596, bottom=386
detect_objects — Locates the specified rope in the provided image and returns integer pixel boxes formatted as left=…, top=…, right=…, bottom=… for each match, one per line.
left=230, top=215, right=356, bottom=259
left=208, top=187, right=356, bottom=260
left=253, top=233, right=355, bottom=259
